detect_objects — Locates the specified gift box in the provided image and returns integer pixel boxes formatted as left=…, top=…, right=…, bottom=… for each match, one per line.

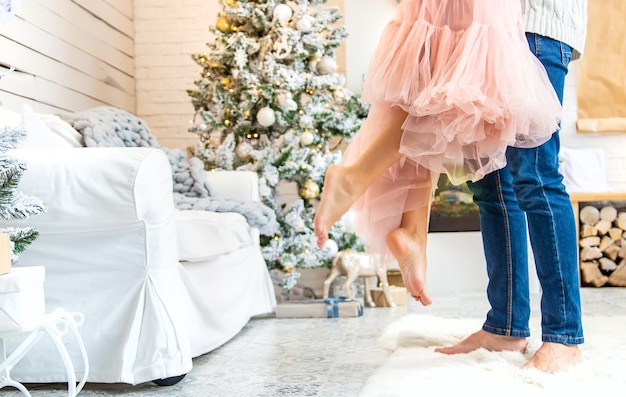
left=386, top=270, right=405, bottom=287
left=275, top=297, right=364, bottom=318
left=0, top=266, right=46, bottom=331
left=370, top=286, right=408, bottom=307
left=0, top=233, right=11, bottom=275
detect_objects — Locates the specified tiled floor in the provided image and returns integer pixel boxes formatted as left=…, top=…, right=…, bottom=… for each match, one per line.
left=5, top=287, right=626, bottom=396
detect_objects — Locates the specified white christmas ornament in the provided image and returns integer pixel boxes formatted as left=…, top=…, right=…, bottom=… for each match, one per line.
left=342, top=211, right=355, bottom=233
left=235, top=141, right=254, bottom=160
left=274, top=35, right=292, bottom=59
left=277, top=93, right=298, bottom=112
left=300, top=131, right=314, bottom=146
left=272, top=4, right=293, bottom=25
left=285, top=99, right=297, bottom=111
left=296, top=17, right=313, bottom=33
left=323, top=239, right=339, bottom=259
left=317, top=56, right=337, bottom=75
left=256, top=106, right=276, bottom=127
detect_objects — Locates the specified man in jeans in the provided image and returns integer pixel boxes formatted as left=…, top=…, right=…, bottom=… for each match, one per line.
left=436, top=1, right=588, bottom=373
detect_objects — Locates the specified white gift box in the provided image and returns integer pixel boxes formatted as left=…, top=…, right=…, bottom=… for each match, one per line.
left=0, top=266, right=45, bottom=331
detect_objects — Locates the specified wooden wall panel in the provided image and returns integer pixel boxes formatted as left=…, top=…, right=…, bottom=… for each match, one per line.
left=0, top=0, right=135, bottom=115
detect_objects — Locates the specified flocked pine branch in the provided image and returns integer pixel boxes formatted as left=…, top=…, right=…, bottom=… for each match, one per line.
left=0, top=226, right=38, bottom=254
left=0, top=125, right=27, bottom=152
left=0, top=124, right=46, bottom=264
left=0, top=191, right=46, bottom=220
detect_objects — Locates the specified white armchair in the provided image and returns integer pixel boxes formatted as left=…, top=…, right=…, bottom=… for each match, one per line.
left=2, top=147, right=276, bottom=385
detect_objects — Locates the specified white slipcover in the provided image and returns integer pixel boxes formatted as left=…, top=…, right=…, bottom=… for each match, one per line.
left=2, top=147, right=276, bottom=384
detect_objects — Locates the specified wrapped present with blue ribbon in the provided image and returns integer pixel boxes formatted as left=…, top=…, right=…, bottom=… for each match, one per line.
left=275, top=297, right=364, bottom=319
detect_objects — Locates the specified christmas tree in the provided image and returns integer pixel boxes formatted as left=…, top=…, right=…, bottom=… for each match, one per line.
left=0, top=124, right=46, bottom=264
left=187, top=0, right=369, bottom=289
left=1, top=5, right=43, bottom=266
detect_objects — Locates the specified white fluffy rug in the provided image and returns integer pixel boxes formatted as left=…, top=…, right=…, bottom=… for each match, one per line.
left=360, top=314, right=626, bottom=397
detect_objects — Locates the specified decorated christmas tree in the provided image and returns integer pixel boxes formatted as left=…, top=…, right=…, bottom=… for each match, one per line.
left=187, top=0, right=369, bottom=288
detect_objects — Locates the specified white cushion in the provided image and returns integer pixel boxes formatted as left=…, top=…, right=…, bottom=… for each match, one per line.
left=0, top=108, right=21, bottom=126
left=558, top=147, right=609, bottom=193
left=36, top=113, right=84, bottom=147
left=18, top=104, right=75, bottom=149
left=175, top=210, right=255, bottom=261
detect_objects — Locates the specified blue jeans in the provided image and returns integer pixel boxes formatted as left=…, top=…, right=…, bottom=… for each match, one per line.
left=467, top=33, right=584, bottom=345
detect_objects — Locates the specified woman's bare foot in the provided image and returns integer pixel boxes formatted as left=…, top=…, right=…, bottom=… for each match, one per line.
left=523, top=342, right=581, bottom=373
left=386, top=228, right=432, bottom=306
left=435, top=330, right=527, bottom=354
left=314, top=165, right=362, bottom=248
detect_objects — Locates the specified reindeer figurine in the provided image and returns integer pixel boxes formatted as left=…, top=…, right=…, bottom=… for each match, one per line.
left=323, top=249, right=396, bottom=307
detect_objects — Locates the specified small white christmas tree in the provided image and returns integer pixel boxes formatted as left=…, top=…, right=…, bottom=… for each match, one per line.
left=1, top=7, right=45, bottom=268
left=0, top=125, right=46, bottom=265
left=187, top=0, right=369, bottom=288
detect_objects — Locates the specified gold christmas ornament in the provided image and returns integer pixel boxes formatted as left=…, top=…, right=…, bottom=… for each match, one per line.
left=216, top=16, right=232, bottom=33
left=300, top=179, right=320, bottom=200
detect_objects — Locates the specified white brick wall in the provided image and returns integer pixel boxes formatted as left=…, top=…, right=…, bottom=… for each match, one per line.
left=133, top=0, right=216, bottom=150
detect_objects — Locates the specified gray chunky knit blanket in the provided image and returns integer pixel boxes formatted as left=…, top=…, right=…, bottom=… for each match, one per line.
left=59, top=106, right=278, bottom=235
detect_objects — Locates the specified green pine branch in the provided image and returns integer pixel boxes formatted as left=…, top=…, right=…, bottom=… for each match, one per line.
left=0, top=226, right=39, bottom=254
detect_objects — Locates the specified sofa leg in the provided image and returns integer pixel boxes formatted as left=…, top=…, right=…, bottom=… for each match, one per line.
left=152, top=374, right=187, bottom=386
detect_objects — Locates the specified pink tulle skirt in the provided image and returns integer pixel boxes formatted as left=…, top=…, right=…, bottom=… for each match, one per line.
left=343, top=0, right=562, bottom=253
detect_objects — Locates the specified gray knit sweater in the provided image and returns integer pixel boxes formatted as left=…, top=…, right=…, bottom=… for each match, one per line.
left=521, top=0, right=588, bottom=60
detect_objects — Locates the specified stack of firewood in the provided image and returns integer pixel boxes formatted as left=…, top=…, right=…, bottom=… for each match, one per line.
left=579, top=204, right=626, bottom=287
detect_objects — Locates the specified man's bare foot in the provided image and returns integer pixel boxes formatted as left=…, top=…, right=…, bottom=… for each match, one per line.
left=435, top=330, right=527, bottom=354
left=523, top=342, right=581, bottom=373
left=386, top=228, right=432, bottom=306
left=314, top=165, right=362, bottom=248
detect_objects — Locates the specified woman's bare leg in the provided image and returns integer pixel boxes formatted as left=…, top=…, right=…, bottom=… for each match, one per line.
left=314, top=105, right=408, bottom=248
left=386, top=185, right=434, bottom=306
